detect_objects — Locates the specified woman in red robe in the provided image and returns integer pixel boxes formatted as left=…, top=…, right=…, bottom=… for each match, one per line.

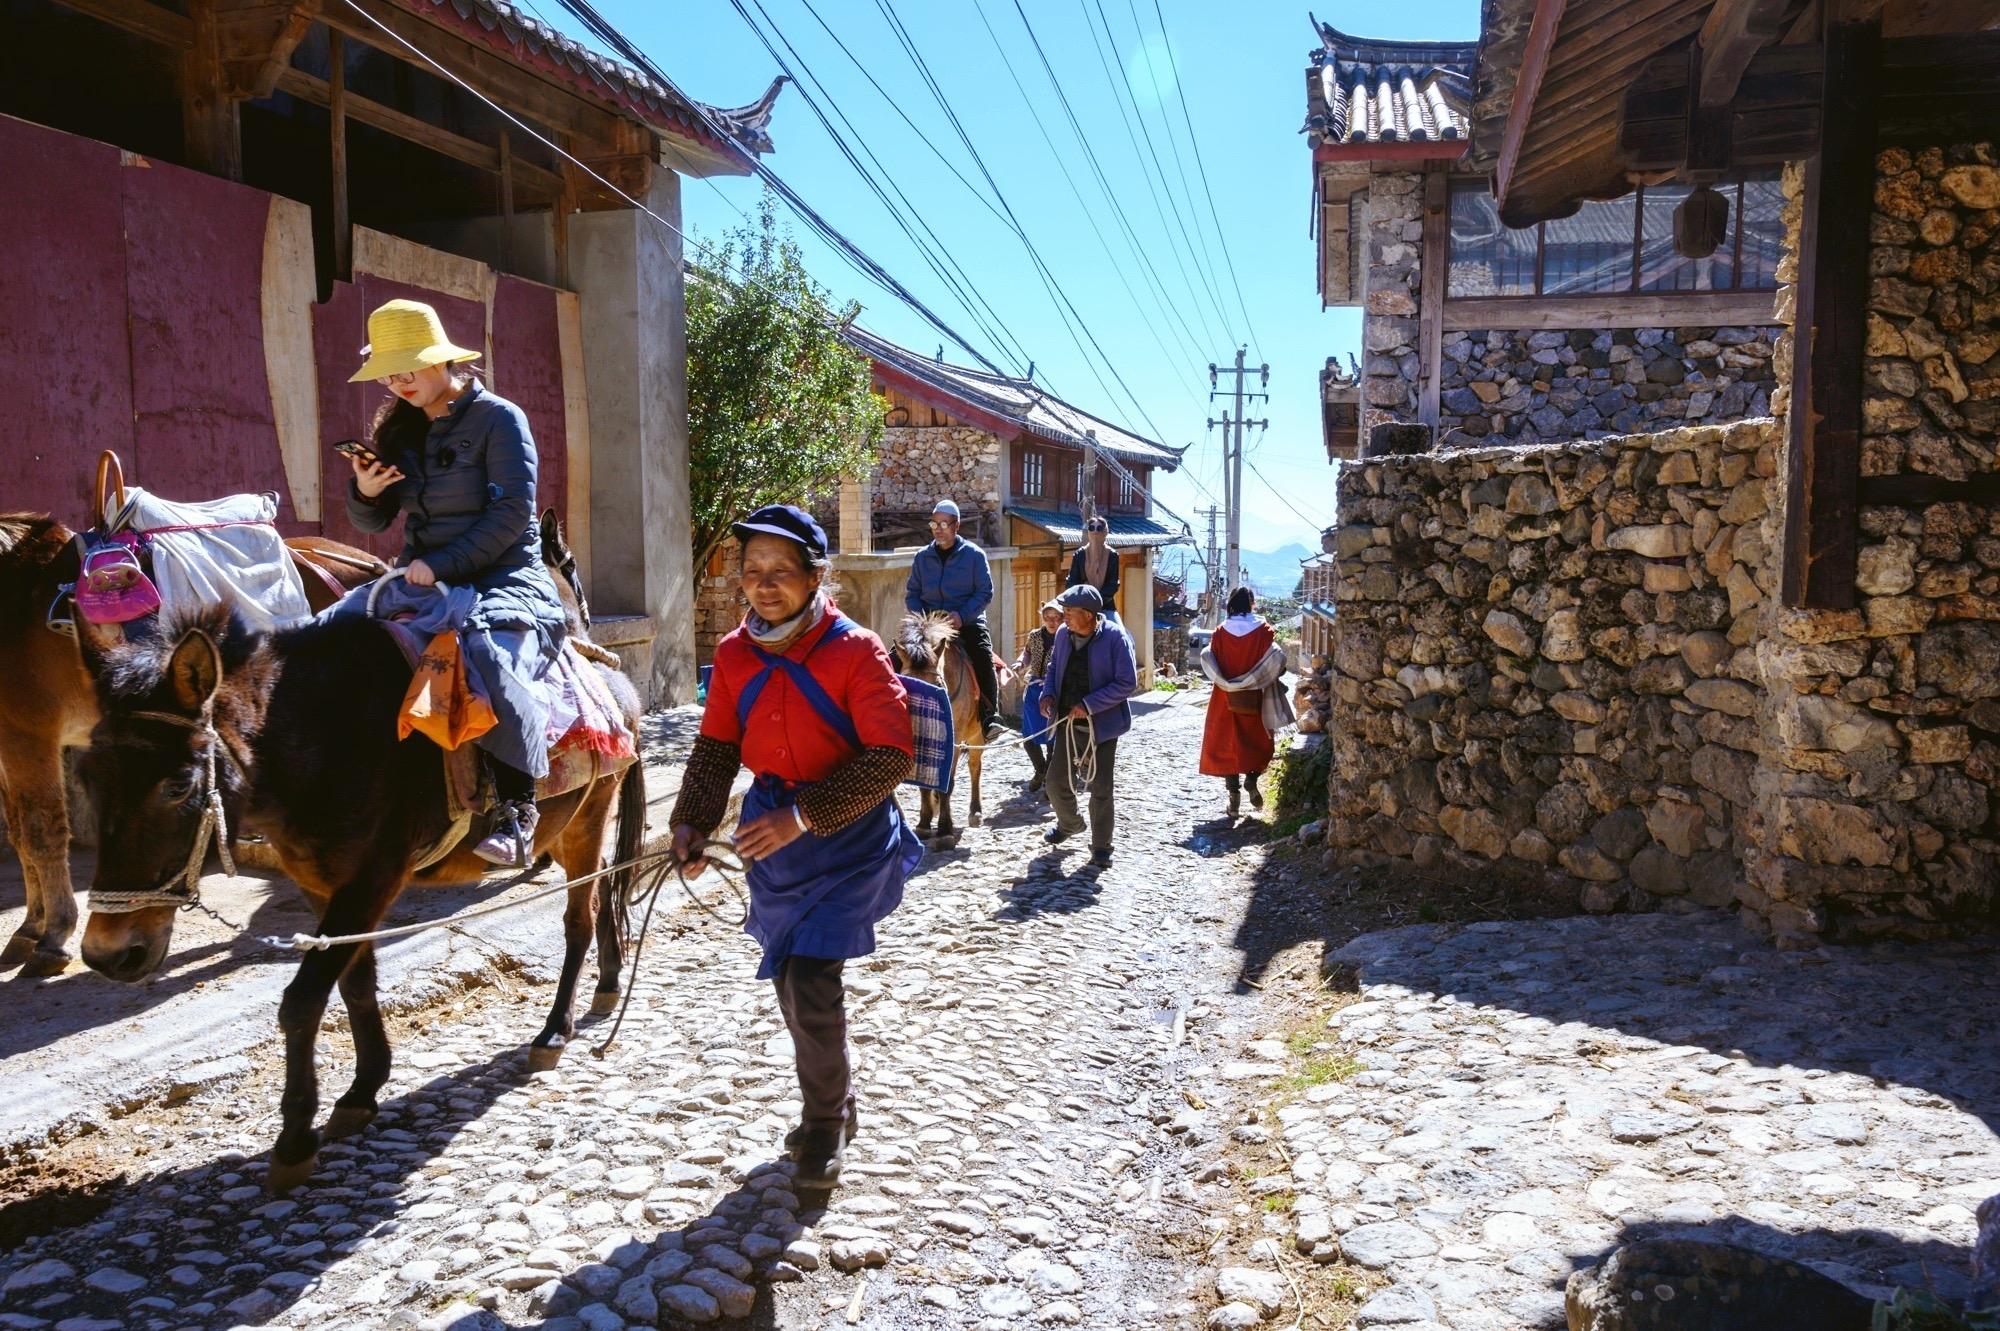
left=1200, top=587, right=1281, bottom=815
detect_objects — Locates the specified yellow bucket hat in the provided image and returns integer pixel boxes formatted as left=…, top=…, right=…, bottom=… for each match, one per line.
left=348, top=299, right=482, bottom=383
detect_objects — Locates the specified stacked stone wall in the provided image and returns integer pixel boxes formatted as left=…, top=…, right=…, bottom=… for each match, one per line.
left=872, top=427, right=1003, bottom=542
left=1359, top=172, right=1422, bottom=432
left=1327, top=418, right=1780, bottom=922
left=1437, top=325, right=1780, bottom=443
left=1325, top=145, right=2000, bottom=944
left=694, top=535, right=743, bottom=666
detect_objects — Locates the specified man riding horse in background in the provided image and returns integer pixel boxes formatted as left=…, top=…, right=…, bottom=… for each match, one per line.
left=904, top=499, right=1006, bottom=743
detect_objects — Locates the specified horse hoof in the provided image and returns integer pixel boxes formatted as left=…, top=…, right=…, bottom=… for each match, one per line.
left=0, top=934, right=37, bottom=968
left=266, top=1155, right=318, bottom=1195
left=324, top=1106, right=377, bottom=1140
left=589, top=991, right=622, bottom=1016
left=19, top=950, right=71, bottom=978
left=968, top=813, right=983, bottom=828
left=527, top=1042, right=565, bottom=1072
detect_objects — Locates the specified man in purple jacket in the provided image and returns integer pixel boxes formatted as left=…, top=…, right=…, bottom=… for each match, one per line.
left=1039, top=585, right=1139, bottom=867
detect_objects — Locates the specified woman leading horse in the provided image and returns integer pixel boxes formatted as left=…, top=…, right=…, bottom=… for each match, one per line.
left=670, top=504, right=920, bottom=1189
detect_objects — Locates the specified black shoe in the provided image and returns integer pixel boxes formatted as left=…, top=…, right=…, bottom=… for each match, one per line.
left=794, top=1121, right=849, bottom=1189
left=983, top=719, right=1006, bottom=744
left=1043, top=826, right=1074, bottom=846
left=1090, top=847, right=1113, bottom=868
left=1247, top=776, right=1265, bottom=810
left=785, top=1101, right=858, bottom=1157
left=1227, top=785, right=1241, bottom=817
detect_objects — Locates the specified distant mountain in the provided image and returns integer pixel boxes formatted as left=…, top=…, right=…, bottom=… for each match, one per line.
left=1238, top=543, right=1313, bottom=597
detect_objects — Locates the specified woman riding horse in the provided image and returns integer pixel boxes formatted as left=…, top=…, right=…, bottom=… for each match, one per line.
left=329, top=299, right=566, bottom=866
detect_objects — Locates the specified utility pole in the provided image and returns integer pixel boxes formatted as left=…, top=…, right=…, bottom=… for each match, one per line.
left=1209, top=349, right=1269, bottom=604
left=1194, top=504, right=1222, bottom=626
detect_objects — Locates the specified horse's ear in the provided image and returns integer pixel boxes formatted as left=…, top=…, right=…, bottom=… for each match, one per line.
left=167, top=628, right=223, bottom=714
left=539, top=508, right=561, bottom=546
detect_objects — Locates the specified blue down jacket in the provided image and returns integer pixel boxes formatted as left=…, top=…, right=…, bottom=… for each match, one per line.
left=345, top=380, right=565, bottom=637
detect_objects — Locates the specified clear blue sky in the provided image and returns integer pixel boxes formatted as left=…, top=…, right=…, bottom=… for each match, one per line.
left=541, top=1, right=1479, bottom=554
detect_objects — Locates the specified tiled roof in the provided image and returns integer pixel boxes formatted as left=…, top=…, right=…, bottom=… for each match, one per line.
left=408, top=0, right=782, bottom=157
left=1304, top=20, right=1474, bottom=148
left=845, top=326, right=1183, bottom=471
left=1006, top=507, right=1189, bottom=549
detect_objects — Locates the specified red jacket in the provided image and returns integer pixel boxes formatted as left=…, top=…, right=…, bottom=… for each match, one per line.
left=701, top=611, right=912, bottom=784
left=1201, top=618, right=1277, bottom=777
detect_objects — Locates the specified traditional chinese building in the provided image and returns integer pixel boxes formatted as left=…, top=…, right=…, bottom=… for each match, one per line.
left=1320, top=0, right=2000, bottom=944
left=1305, top=18, right=1785, bottom=460
left=1, top=0, right=779, bottom=703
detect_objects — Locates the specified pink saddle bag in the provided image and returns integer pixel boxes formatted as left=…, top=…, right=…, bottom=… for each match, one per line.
left=74, top=538, right=162, bottom=624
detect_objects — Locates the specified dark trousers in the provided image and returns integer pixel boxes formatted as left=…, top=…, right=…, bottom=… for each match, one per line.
left=956, top=617, right=1000, bottom=726
left=773, top=956, right=851, bottom=1125
left=1047, top=722, right=1117, bottom=851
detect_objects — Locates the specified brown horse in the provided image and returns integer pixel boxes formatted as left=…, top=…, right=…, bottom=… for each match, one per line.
left=887, top=611, right=986, bottom=843
left=76, top=600, right=644, bottom=1193
left=0, top=514, right=382, bottom=975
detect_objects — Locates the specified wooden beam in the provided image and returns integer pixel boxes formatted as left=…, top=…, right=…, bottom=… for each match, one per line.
left=1781, top=16, right=1878, bottom=610
left=243, top=1, right=320, bottom=99
left=1442, top=291, right=1778, bottom=332
left=275, top=66, right=564, bottom=196
left=552, top=154, right=575, bottom=290
left=1858, top=474, right=2000, bottom=505
left=329, top=29, right=350, bottom=282
left=45, top=0, right=192, bottom=48
left=1697, top=0, right=1796, bottom=104
left=499, top=129, right=515, bottom=273
left=1883, top=0, right=2000, bottom=36
left=321, top=0, right=626, bottom=157
left=181, top=0, right=242, bottom=180
left=1418, top=169, right=1448, bottom=430
left=1494, top=0, right=1569, bottom=210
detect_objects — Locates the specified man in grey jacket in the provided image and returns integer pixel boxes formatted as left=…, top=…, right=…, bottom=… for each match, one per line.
left=904, top=499, right=1004, bottom=741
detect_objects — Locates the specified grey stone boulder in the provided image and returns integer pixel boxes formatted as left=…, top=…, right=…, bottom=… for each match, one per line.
left=1564, top=1240, right=1872, bottom=1330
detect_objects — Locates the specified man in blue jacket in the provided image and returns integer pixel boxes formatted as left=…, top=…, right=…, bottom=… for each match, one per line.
left=906, top=499, right=1005, bottom=741
left=1039, top=585, right=1138, bottom=867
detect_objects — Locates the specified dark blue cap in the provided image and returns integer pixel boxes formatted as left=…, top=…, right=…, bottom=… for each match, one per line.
left=731, top=504, right=827, bottom=561
left=1059, top=584, right=1104, bottom=612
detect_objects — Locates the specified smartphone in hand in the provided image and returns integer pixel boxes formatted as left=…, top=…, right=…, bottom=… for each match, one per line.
left=333, top=439, right=384, bottom=469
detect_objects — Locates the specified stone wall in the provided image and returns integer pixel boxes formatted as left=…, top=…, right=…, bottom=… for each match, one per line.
left=694, top=535, right=743, bottom=667
left=1323, top=144, right=2000, bottom=945
left=1358, top=171, right=1422, bottom=432
left=1437, top=325, right=1780, bottom=444
left=873, top=426, right=1003, bottom=540
left=1327, top=418, right=1781, bottom=924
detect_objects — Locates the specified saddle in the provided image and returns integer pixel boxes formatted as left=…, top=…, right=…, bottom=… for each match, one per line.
left=374, top=618, right=634, bottom=873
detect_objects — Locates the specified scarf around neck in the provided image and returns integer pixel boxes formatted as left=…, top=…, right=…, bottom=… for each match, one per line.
left=746, top=591, right=829, bottom=654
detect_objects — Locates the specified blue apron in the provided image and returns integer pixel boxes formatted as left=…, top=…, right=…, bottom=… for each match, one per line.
left=735, top=618, right=922, bottom=981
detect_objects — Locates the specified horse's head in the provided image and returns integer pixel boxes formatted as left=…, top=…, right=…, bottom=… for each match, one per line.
left=540, top=508, right=591, bottom=632
left=890, top=611, right=956, bottom=681
left=76, top=605, right=269, bottom=982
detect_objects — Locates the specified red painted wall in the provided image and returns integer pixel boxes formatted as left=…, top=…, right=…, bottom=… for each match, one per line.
left=2, top=114, right=572, bottom=557
left=0, top=116, right=133, bottom=521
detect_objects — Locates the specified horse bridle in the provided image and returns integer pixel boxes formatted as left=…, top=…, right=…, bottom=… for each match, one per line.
left=86, top=708, right=238, bottom=915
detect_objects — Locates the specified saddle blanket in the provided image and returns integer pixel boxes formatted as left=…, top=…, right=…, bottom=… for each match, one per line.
left=106, top=487, right=313, bottom=632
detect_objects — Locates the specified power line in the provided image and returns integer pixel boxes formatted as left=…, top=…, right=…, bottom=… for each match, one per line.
left=1078, top=0, right=1236, bottom=346
left=867, top=0, right=1180, bottom=454
left=546, top=0, right=1016, bottom=377
left=1145, top=0, right=1264, bottom=359
left=785, top=0, right=1206, bottom=410
left=729, top=0, right=1034, bottom=376
left=1246, top=448, right=1333, bottom=533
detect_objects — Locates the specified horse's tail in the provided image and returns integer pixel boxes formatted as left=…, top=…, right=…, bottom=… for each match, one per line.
left=608, top=759, right=646, bottom=942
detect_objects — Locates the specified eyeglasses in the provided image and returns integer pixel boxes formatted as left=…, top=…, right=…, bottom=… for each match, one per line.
left=378, top=371, right=419, bottom=386
left=929, top=518, right=956, bottom=529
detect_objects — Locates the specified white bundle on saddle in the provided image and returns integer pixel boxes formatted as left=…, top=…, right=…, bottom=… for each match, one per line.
left=105, top=487, right=313, bottom=632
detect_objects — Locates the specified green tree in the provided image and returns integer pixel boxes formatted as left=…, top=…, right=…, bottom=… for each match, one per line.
left=685, top=196, right=885, bottom=573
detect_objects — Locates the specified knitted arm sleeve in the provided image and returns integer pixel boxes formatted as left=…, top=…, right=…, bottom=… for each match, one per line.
left=795, top=745, right=913, bottom=835
left=669, top=735, right=742, bottom=835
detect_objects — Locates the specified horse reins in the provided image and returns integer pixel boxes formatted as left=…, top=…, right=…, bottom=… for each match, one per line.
left=87, top=707, right=239, bottom=916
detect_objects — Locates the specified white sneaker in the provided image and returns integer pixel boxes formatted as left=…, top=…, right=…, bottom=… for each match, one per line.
left=474, top=801, right=539, bottom=867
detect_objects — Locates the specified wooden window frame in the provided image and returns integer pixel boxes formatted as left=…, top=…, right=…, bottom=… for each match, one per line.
left=1449, top=175, right=1781, bottom=302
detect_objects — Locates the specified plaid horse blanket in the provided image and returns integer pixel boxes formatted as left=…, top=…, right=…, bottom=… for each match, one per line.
left=899, top=673, right=956, bottom=794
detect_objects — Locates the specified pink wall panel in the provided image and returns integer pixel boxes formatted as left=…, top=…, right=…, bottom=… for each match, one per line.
left=120, top=157, right=297, bottom=528
left=491, top=275, right=567, bottom=527
left=0, top=116, right=134, bottom=521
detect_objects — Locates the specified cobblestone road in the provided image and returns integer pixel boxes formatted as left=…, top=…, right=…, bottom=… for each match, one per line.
left=1, top=694, right=1287, bottom=1331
